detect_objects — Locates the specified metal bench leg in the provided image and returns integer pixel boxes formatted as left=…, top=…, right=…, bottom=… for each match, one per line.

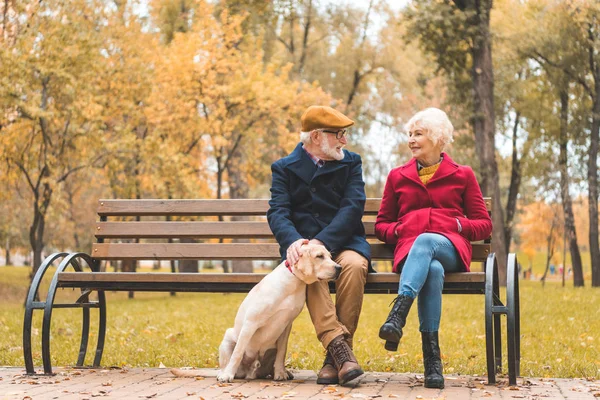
left=77, top=308, right=91, bottom=366
left=41, top=253, right=99, bottom=374
left=493, top=264, right=502, bottom=374
left=94, top=290, right=107, bottom=367
left=507, top=253, right=521, bottom=385
left=23, top=253, right=69, bottom=375
left=484, top=253, right=497, bottom=384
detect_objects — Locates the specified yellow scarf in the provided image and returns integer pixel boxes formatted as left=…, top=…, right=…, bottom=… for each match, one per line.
left=418, top=163, right=441, bottom=185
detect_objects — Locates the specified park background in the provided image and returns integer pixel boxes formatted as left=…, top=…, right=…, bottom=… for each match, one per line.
left=0, top=0, right=599, bottom=380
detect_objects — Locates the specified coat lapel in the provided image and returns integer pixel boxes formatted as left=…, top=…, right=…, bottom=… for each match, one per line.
left=399, top=153, right=459, bottom=187
left=313, top=152, right=352, bottom=180
left=427, top=152, right=458, bottom=184
left=399, top=158, right=423, bottom=186
left=286, top=143, right=318, bottom=185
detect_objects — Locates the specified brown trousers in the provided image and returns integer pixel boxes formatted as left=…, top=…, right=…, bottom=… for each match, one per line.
left=306, top=250, right=368, bottom=349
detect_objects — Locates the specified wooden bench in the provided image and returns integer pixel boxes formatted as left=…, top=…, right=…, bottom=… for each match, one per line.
left=23, top=197, right=521, bottom=385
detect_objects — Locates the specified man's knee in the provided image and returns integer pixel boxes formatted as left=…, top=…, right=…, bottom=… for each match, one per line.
left=336, top=250, right=368, bottom=278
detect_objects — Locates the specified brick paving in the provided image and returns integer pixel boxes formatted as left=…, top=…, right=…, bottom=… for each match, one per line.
left=1, top=367, right=599, bottom=400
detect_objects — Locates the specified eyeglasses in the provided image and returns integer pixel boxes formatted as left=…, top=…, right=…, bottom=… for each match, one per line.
left=321, top=129, right=347, bottom=140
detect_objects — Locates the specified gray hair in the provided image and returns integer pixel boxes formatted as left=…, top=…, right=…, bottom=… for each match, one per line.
left=300, top=130, right=316, bottom=144
left=404, top=108, right=454, bottom=148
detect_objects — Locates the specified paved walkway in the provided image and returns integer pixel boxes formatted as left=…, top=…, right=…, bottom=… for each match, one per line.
left=1, top=367, right=599, bottom=400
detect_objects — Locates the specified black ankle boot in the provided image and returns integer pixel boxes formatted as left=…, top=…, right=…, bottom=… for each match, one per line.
left=421, top=331, right=444, bottom=389
left=378, top=294, right=414, bottom=351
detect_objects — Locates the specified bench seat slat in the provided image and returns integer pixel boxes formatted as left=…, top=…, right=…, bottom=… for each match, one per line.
left=57, top=272, right=485, bottom=295
left=91, top=243, right=490, bottom=261
left=58, top=272, right=484, bottom=284
left=98, top=198, right=491, bottom=217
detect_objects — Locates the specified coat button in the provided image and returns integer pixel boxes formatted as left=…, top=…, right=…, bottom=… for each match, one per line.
left=311, top=187, right=316, bottom=192
left=314, top=212, right=319, bottom=218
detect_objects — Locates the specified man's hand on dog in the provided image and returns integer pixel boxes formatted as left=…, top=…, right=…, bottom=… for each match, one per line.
left=287, top=238, right=309, bottom=266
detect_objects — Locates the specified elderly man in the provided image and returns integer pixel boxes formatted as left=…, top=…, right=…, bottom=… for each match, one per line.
left=267, top=105, right=371, bottom=385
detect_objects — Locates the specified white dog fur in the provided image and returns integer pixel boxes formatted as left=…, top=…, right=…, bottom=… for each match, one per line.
left=190, top=243, right=340, bottom=383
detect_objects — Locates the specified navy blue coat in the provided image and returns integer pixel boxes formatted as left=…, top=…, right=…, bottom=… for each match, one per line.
left=267, top=143, right=372, bottom=269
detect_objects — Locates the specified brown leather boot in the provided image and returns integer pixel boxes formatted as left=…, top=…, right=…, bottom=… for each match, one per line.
left=316, top=351, right=338, bottom=384
left=328, top=335, right=364, bottom=385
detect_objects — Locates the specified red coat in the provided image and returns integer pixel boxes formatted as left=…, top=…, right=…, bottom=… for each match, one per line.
left=375, top=153, right=492, bottom=272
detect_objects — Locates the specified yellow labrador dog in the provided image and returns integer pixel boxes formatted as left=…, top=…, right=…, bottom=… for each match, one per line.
left=213, top=243, right=341, bottom=383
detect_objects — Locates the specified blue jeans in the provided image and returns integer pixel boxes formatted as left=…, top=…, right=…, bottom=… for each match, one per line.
left=398, top=233, right=461, bottom=332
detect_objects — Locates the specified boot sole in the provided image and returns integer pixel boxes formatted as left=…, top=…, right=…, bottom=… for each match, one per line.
left=424, top=380, right=445, bottom=389
left=316, top=377, right=339, bottom=385
left=339, top=368, right=364, bottom=385
left=379, top=326, right=402, bottom=344
left=384, top=340, right=398, bottom=351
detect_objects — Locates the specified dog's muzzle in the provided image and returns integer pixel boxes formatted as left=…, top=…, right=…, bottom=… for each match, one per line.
left=334, top=264, right=342, bottom=280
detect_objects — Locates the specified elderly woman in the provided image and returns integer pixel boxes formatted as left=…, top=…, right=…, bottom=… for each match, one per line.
left=374, top=108, right=492, bottom=389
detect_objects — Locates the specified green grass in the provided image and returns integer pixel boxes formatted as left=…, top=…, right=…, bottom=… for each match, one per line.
left=1, top=266, right=599, bottom=379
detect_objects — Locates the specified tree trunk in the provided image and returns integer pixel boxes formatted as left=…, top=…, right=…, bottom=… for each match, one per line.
left=226, top=145, right=253, bottom=273
left=29, top=182, right=52, bottom=279
left=5, top=237, right=11, bottom=266
left=540, top=211, right=557, bottom=287
left=469, top=0, right=507, bottom=283
left=559, top=89, right=584, bottom=287
left=505, top=112, right=521, bottom=253
left=30, top=213, right=44, bottom=279
left=590, top=89, right=600, bottom=287
left=296, top=0, right=312, bottom=76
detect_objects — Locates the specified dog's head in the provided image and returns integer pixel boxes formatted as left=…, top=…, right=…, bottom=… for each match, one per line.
left=293, top=243, right=341, bottom=285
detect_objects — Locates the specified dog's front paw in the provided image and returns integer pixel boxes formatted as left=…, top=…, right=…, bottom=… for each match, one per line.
left=273, top=368, right=293, bottom=381
left=217, top=371, right=235, bottom=383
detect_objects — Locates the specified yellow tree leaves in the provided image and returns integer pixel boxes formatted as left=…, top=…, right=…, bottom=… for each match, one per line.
left=0, top=0, right=108, bottom=271
left=517, top=202, right=564, bottom=265
left=149, top=2, right=330, bottom=198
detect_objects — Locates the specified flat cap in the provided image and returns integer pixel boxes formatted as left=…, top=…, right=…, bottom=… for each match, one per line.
left=301, top=105, right=354, bottom=132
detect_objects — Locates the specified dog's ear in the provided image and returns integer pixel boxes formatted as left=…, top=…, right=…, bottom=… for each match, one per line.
left=295, top=245, right=313, bottom=276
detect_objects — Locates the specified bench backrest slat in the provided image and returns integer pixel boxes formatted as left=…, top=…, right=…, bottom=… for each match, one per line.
left=97, top=198, right=491, bottom=216
left=96, top=221, right=379, bottom=239
left=93, top=197, right=492, bottom=264
left=91, top=242, right=490, bottom=261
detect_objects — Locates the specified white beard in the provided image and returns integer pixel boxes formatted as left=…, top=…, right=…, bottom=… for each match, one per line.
left=320, top=139, right=345, bottom=161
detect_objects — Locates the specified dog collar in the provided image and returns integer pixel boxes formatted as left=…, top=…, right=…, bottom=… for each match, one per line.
left=285, top=260, right=295, bottom=275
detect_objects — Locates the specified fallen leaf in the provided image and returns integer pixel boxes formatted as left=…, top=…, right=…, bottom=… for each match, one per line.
left=139, top=394, right=157, bottom=398
left=159, top=362, right=166, bottom=368
left=195, top=376, right=205, bottom=381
